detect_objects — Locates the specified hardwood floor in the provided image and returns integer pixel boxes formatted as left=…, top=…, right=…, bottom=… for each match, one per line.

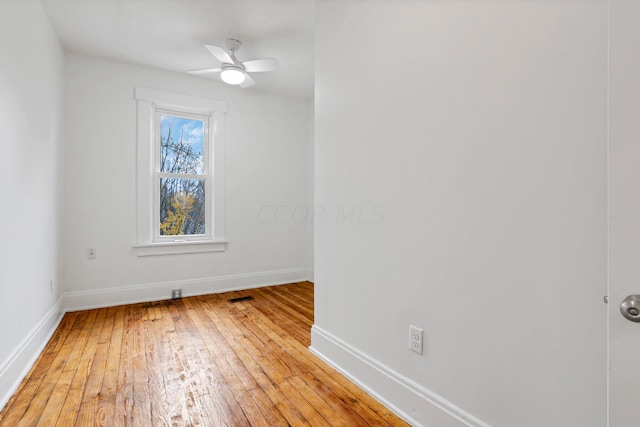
left=0, top=282, right=408, bottom=426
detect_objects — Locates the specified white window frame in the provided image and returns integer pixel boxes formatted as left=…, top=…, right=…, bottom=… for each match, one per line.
left=134, top=87, right=227, bottom=256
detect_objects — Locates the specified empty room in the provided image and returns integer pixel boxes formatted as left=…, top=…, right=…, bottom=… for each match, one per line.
left=1, top=0, right=639, bottom=426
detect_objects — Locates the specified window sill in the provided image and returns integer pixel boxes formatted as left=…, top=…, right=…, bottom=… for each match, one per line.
left=134, top=240, right=227, bottom=257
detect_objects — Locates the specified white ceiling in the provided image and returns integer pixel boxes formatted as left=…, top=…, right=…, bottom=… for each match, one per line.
left=40, top=0, right=315, bottom=100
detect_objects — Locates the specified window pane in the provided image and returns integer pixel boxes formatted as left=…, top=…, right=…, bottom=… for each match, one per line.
left=160, top=115, right=205, bottom=174
left=159, top=178, right=206, bottom=236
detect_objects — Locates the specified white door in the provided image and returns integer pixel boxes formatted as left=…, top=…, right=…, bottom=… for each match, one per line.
left=609, top=1, right=640, bottom=425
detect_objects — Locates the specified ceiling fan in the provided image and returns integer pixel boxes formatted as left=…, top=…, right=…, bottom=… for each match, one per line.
left=189, top=38, right=279, bottom=88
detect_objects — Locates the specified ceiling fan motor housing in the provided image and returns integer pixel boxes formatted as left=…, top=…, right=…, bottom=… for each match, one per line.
left=225, top=38, right=242, bottom=53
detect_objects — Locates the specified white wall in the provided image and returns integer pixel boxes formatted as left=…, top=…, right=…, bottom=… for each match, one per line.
left=63, top=54, right=312, bottom=309
left=312, top=1, right=607, bottom=426
left=608, top=1, right=640, bottom=425
left=0, top=0, right=65, bottom=409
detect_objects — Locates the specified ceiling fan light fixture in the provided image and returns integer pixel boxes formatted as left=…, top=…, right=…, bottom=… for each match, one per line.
left=191, top=40, right=277, bottom=89
left=220, top=66, right=246, bottom=85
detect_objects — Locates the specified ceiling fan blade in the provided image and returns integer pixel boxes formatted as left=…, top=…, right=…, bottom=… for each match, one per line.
left=242, top=58, right=279, bottom=73
left=205, top=44, right=233, bottom=64
left=239, top=73, right=255, bottom=88
left=188, top=67, right=222, bottom=75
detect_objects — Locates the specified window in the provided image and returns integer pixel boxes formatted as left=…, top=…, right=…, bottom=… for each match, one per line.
left=157, top=111, right=207, bottom=238
left=134, top=88, right=227, bottom=256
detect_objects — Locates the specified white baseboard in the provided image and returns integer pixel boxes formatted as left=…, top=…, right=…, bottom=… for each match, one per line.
left=0, top=297, right=64, bottom=411
left=309, top=325, right=490, bottom=427
left=64, top=268, right=310, bottom=311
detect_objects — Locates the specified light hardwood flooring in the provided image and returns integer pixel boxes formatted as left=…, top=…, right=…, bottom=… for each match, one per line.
left=0, top=282, right=408, bottom=426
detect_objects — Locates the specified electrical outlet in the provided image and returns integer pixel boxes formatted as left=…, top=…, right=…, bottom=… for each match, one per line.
left=50, top=278, right=54, bottom=294
left=410, top=325, right=423, bottom=354
left=87, top=248, right=96, bottom=259
left=171, top=289, right=182, bottom=299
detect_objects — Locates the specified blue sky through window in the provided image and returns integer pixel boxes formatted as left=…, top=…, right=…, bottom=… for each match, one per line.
left=160, top=115, right=205, bottom=174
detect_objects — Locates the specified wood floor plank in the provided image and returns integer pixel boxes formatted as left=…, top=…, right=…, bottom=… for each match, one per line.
left=113, top=304, right=135, bottom=426
left=287, top=375, right=351, bottom=427
left=264, top=284, right=315, bottom=321
left=35, top=370, right=75, bottom=427
left=300, top=368, right=392, bottom=427
left=236, top=300, right=323, bottom=374
left=0, top=282, right=409, bottom=427
left=277, top=378, right=333, bottom=427
left=307, top=366, right=401, bottom=427
left=57, top=307, right=108, bottom=426
left=187, top=298, right=262, bottom=394
left=95, top=304, right=126, bottom=426
left=194, top=295, right=278, bottom=392
left=206, top=296, right=296, bottom=384
left=169, top=301, right=249, bottom=427
left=184, top=300, right=259, bottom=425
left=142, top=302, right=171, bottom=427
left=157, top=302, right=205, bottom=427
left=225, top=299, right=310, bottom=380
left=185, top=296, right=293, bottom=427
left=74, top=306, right=117, bottom=426
left=262, top=384, right=312, bottom=427
left=254, top=287, right=313, bottom=342
left=0, top=313, right=77, bottom=425
left=15, top=310, right=98, bottom=427
left=246, top=386, right=289, bottom=427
